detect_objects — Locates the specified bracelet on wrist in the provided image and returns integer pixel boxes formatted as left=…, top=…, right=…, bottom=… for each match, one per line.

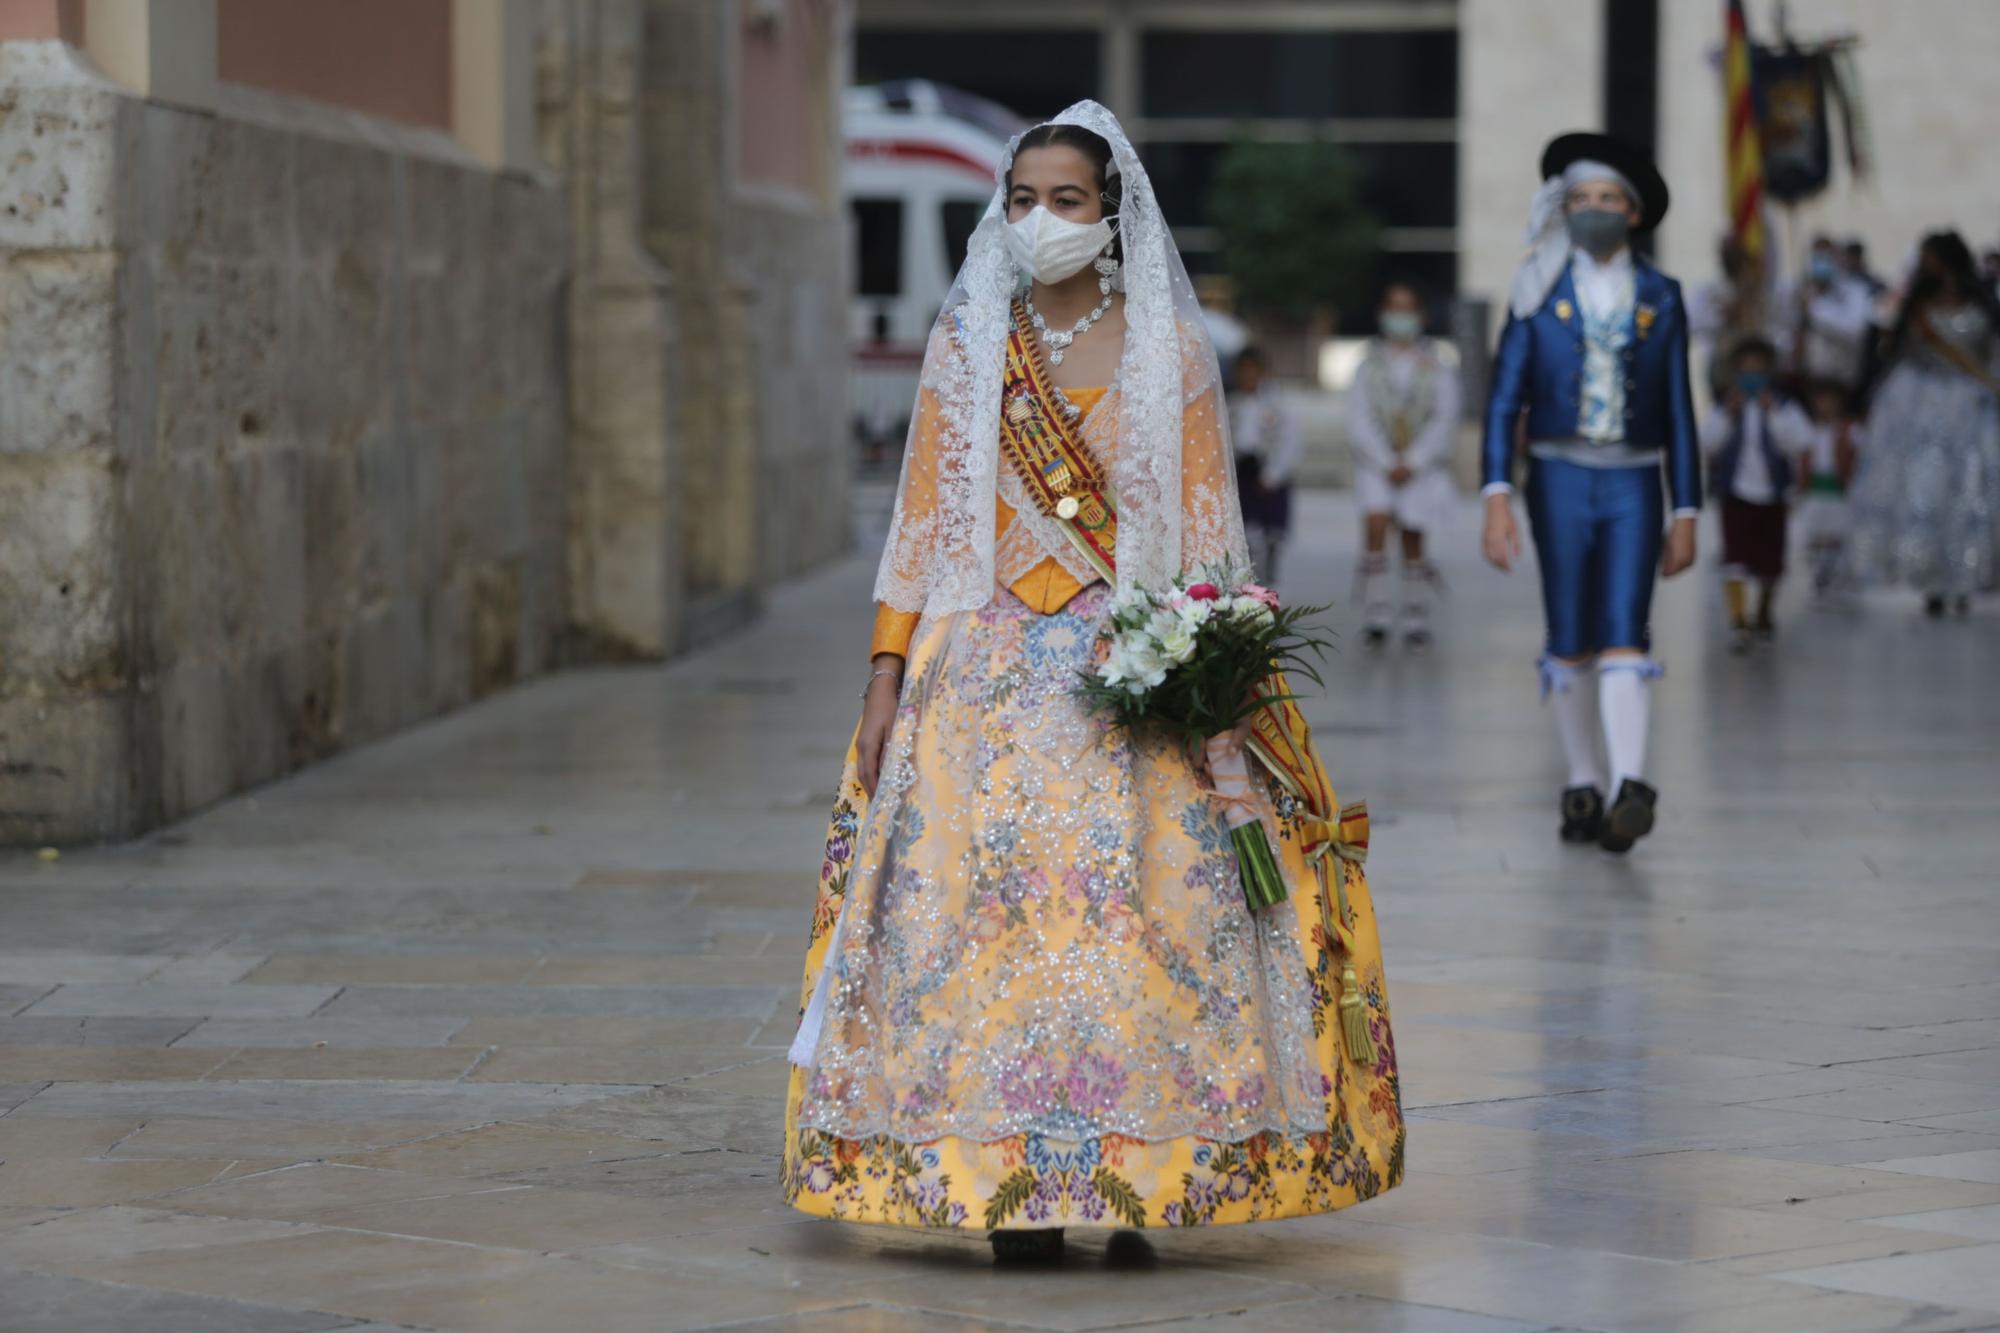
left=860, top=667, right=901, bottom=699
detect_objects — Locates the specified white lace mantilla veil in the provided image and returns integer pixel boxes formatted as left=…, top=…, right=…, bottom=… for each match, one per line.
left=871, top=100, right=1249, bottom=617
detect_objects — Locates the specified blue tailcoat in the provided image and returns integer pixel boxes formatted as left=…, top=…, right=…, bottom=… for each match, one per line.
left=1481, top=259, right=1702, bottom=658
left=1480, top=259, right=1702, bottom=512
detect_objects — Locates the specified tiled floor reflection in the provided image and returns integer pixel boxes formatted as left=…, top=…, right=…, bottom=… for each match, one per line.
left=1, top=493, right=1997, bottom=1330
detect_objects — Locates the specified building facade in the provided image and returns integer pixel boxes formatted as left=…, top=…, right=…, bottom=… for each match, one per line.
left=1462, top=0, right=2000, bottom=322
left=857, top=0, right=2000, bottom=342
left=853, top=0, right=1461, bottom=317
left=0, top=0, right=850, bottom=845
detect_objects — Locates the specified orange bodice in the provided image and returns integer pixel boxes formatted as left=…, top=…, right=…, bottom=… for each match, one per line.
left=870, top=386, right=1108, bottom=660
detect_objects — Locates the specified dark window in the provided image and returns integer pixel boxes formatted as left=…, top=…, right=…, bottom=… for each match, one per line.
left=1346, top=142, right=1458, bottom=230
left=854, top=197, right=904, bottom=297
left=856, top=30, right=1101, bottom=121
left=940, top=199, right=984, bottom=276
left=1143, top=141, right=1227, bottom=229
left=1144, top=140, right=1457, bottom=232
left=1140, top=31, right=1457, bottom=119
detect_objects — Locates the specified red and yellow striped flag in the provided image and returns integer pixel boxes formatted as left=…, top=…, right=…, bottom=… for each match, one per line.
left=1724, top=0, right=1766, bottom=258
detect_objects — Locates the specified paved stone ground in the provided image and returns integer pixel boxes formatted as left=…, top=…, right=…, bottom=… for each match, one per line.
left=3, top=491, right=2000, bottom=1331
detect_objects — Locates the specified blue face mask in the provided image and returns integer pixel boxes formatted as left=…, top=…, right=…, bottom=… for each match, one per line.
left=1809, top=254, right=1839, bottom=284
left=1737, top=370, right=1771, bottom=397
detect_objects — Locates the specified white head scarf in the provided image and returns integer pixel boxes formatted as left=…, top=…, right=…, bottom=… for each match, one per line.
left=872, top=101, right=1245, bottom=617
left=1509, top=159, right=1641, bottom=320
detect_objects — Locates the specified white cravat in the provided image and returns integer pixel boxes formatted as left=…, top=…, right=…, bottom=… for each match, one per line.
left=1572, top=247, right=1636, bottom=325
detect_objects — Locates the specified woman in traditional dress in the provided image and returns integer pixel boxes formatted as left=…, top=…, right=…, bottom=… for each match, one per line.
left=781, top=103, right=1403, bottom=1262
left=1849, top=231, right=2000, bottom=617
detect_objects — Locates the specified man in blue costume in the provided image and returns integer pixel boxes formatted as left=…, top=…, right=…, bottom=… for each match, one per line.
left=1480, top=133, right=1700, bottom=854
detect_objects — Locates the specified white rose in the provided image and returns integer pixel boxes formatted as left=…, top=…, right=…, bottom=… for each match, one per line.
left=1229, top=596, right=1276, bottom=628
left=1155, top=619, right=1197, bottom=663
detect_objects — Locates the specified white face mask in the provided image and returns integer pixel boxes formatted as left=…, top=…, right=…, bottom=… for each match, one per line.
left=1005, top=205, right=1114, bottom=284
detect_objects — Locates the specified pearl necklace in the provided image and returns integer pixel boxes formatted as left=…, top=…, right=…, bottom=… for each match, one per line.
left=1025, top=284, right=1115, bottom=366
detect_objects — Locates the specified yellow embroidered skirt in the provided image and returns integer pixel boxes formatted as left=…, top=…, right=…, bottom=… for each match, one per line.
left=782, top=584, right=1403, bottom=1229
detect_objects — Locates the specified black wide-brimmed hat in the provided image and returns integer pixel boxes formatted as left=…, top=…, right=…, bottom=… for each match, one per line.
left=1541, top=132, right=1670, bottom=232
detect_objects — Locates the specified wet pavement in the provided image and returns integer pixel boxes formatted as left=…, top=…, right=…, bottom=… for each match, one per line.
left=2, top=491, right=1998, bottom=1331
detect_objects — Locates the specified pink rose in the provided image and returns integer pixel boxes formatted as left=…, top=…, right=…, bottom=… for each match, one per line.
left=1240, top=582, right=1280, bottom=609
left=1187, top=582, right=1221, bottom=601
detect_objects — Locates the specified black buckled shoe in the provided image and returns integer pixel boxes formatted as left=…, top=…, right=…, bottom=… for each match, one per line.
left=1559, top=786, right=1604, bottom=843
left=1599, top=779, right=1659, bottom=854
left=991, top=1228, right=1064, bottom=1263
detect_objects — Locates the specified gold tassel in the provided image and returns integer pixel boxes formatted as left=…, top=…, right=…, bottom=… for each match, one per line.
left=1338, top=961, right=1377, bottom=1065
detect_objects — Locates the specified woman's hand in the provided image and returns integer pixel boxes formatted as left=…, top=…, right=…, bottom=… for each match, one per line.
left=1482, top=493, right=1522, bottom=572
left=855, top=656, right=902, bottom=798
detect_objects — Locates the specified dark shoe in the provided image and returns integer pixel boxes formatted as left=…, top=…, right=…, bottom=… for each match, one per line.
left=1599, top=779, right=1658, bottom=854
left=1103, top=1229, right=1158, bottom=1269
left=1728, top=626, right=1751, bottom=656
left=991, top=1228, right=1064, bottom=1263
left=1364, top=625, right=1389, bottom=649
left=1954, top=595, right=1972, bottom=618
left=1404, top=628, right=1432, bottom=653
left=1925, top=595, right=1947, bottom=619
left=1559, top=786, right=1604, bottom=843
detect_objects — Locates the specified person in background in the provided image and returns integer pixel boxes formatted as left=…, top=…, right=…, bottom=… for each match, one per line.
left=1849, top=230, right=2000, bottom=618
left=1841, top=237, right=1885, bottom=298
left=1794, top=376, right=1863, bottom=600
left=1702, top=338, right=1813, bottom=653
left=1228, top=345, right=1303, bottom=585
left=1480, top=132, right=1700, bottom=855
left=1982, top=249, right=2000, bottom=308
left=1346, top=281, right=1460, bottom=650
left=1689, top=235, right=1777, bottom=401
left=1790, top=234, right=1875, bottom=395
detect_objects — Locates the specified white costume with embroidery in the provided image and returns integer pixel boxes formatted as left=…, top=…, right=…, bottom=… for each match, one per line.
left=1346, top=340, right=1460, bottom=532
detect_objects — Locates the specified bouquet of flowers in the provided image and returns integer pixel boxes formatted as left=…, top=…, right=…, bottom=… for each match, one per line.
left=1078, top=569, right=1333, bottom=912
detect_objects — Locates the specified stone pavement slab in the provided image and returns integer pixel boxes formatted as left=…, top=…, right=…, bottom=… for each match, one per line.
left=21, top=983, right=341, bottom=1018
left=7, top=1078, right=642, bottom=1122
left=0, top=1268, right=355, bottom=1333
left=0, top=1016, right=203, bottom=1046
left=318, top=982, right=783, bottom=1019
left=168, top=1016, right=470, bottom=1048
left=0, top=493, right=1996, bottom=1329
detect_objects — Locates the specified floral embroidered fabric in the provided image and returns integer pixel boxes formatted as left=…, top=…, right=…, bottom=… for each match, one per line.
left=795, top=583, right=1328, bottom=1145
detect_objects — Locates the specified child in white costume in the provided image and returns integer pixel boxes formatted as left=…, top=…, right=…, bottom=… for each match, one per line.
left=1346, top=282, right=1461, bottom=648
left=1795, top=378, right=1863, bottom=598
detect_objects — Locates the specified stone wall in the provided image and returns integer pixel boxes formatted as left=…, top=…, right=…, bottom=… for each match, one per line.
left=634, top=0, right=850, bottom=646
left=737, top=195, right=849, bottom=591
left=0, top=43, right=568, bottom=843
left=540, top=0, right=850, bottom=660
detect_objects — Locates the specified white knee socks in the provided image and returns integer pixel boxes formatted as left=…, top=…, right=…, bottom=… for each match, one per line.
left=1359, top=555, right=1391, bottom=630
left=1541, top=657, right=1604, bottom=791
left=1399, top=561, right=1434, bottom=634
left=1597, top=659, right=1662, bottom=793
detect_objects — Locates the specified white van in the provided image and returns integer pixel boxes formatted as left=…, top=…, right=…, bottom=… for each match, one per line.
left=845, top=81, right=1020, bottom=448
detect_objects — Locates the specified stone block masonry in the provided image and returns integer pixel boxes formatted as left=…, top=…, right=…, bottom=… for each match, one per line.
left=0, top=42, right=569, bottom=843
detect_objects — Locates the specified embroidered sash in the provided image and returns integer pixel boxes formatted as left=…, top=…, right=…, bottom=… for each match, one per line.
left=1916, top=313, right=2000, bottom=394
left=1000, top=301, right=1119, bottom=582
